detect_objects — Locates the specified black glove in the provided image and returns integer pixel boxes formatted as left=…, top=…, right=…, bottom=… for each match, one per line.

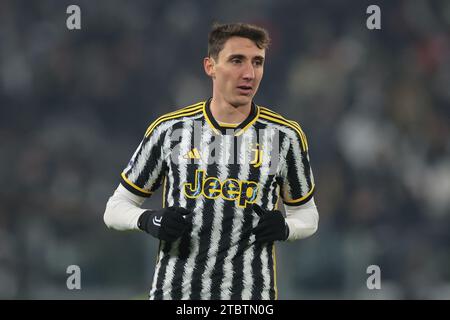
left=252, top=204, right=289, bottom=243
left=138, top=207, right=192, bottom=241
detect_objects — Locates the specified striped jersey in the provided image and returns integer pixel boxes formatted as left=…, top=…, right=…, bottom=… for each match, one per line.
left=120, top=99, right=315, bottom=300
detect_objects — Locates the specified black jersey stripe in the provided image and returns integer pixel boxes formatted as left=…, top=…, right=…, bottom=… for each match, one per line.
left=150, top=240, right=172, bottom=299
left=223, top=127, right=260, bottom=299
left=152, top=149, right=180, bottom=300
left=259, top=178, right=279, bottom=211
left=284, top=141, right=304, bottom=199
left=254, top=122, right=283, bottom=299
left=272, top=185, right=280, bottom=210
left=303, top=151, right=313, bottom=190
left=180, top=122, right=215, bottom=299
left=258, top=123, right=281, bottom=210
left=167, top=120, right=189, bottom=299
left=151, top=163, right=167, bottom=193
left=263, top=125, right=284, bottom=212
left=256, top=244, right=273, bottom=300
left=200, top=133, right=233, bottom=299
left=249, top=123, right=274, bottom=299
left=189, top=155, right=219, bottom=299
left=209, top=134, right=241, bottom=299
left=228, top=127, right=261, bottom=299
left=134, top=135, right=164, bottom=189
left=158, top=145, right=181, bottom=299
left=250, top=242, right=264, bottom=299
left=166, top=120, right=190, bottom=207
left=170, top=120, right=197, bottom=299
left=269, top=244, right=276, bottom=300
left=229, top=208, right=253, bottom=299
left=210, top=165, right=240, bottom=299
left=158, top=123, right=184, bottom=299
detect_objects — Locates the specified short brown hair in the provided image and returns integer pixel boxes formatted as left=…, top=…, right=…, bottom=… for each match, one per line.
left=207, top=22, right=270, bottom=60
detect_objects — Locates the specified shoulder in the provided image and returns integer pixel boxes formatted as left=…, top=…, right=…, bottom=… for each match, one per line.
left=144, top=101, right=205, bottom=138
left=257, top=104, right=308, bottom=151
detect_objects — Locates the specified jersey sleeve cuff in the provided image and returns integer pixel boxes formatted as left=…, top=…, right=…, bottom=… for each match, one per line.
left=282, top=185, right=315, bottom=207
left=120, top=173, right=152, bottom=198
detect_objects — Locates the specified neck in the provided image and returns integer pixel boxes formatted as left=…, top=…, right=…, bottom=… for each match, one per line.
left=209, top=97, right=252, bottom=124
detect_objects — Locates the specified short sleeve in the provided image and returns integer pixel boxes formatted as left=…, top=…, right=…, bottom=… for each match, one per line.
left=120, top=125, right=167, bottom=197
left=279, top=126, right=315, bottom=206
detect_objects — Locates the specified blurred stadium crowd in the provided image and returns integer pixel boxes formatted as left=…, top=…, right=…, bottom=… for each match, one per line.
left=1, top=0, right=449, bottom=299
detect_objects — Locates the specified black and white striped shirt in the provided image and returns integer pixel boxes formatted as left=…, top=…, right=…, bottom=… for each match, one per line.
left=120, top=99, right=315, bottom=300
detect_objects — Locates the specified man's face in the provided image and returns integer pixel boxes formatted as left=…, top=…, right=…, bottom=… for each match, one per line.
left=205, top=36, right=265, bottom=108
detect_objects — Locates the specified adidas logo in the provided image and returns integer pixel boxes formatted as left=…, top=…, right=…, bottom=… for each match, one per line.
left=183, top=148, right=201, bottom=160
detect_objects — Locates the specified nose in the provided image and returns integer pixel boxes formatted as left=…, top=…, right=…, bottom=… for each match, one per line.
left=242, top=61, right=255, bottom=81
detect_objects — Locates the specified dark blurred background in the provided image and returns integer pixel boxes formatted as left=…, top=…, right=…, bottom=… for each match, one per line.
left=1, top=0, right=449, bottom=299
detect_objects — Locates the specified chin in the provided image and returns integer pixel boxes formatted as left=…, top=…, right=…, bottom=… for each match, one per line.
left=231, top=95, right=253, bottom=108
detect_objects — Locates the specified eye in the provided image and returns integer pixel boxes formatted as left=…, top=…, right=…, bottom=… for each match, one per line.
left=253, top=60, right=263, bottom=67
left=231, top=58, right=242, bottom=64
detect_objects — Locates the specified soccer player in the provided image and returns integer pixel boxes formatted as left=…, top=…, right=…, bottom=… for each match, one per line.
left=104, top=23, right=319, bottom=300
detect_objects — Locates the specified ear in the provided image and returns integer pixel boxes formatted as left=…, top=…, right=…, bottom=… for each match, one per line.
left=204, top=56, right=216, bottom=79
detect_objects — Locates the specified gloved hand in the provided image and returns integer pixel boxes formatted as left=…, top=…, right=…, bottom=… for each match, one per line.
left=138, top=207, right=192, bottom=241
left=252, top=204, right=289, bottom=243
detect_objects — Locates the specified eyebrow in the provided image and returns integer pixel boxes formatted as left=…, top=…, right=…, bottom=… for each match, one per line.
left=227, top=54, right=265, bottom=62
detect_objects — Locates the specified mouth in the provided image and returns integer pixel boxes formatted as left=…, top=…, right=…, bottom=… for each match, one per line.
left=236, top=85, right=253, bottom=95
